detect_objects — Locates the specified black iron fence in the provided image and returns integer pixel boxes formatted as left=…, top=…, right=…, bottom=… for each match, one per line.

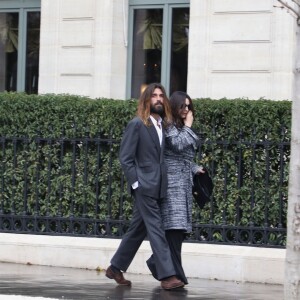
left=0, top=129, right=289, bottom=248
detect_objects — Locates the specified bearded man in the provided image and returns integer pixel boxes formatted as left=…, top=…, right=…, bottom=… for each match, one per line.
left=105, top=83, right=185, bottom=290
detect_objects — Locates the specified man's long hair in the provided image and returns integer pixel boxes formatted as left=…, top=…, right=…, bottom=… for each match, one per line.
left=169, top=91, right=195, bottom=128
left=137, top=83, right=172, bottom=127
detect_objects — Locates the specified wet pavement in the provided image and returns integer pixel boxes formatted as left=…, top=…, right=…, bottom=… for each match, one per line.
left=0, top=262, right=284, bottom=300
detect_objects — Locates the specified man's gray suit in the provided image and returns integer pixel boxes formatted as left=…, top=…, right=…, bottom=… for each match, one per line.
left=110, top=116, right=176, bottom=280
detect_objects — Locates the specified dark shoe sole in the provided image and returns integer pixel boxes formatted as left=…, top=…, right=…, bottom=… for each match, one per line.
left=162, top=283, right=185, bottom=290
left=105, top=273, right=131, bottom=286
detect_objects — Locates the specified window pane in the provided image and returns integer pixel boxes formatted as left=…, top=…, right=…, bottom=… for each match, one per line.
left=0, top=12, right=19, bottom=92
left=170, top=7, right=189, bottom=94
left=25, top=11, right=40, bottom=94
left=131, top=9, right=163, bottom=98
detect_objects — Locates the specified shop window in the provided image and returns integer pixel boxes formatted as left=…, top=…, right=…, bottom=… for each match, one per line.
left=0, top=1, right=40, bottom=94
left=128, top=1, right=189, bottom=98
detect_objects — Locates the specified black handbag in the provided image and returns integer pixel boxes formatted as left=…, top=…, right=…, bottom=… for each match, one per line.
left=192, top=168, right=213, bottom=209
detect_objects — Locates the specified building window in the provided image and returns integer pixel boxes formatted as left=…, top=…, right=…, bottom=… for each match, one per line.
left=128, top=1, right=189, bottom=98
left=0, top=0, right=40, bottom=94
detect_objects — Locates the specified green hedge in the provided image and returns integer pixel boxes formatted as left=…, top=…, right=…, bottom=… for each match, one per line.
left=192, top=98, right=291, bottom=229
left=0, top=92, right=291, bottom=230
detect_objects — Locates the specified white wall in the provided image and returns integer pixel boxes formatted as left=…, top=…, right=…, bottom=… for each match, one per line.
left=0, top=233, right=285, bottom=285
left=188, top=0, right=295, bottom=100
left=38, top=0, right=295, bottom=100
left=38, top=0, right=128, bottom=99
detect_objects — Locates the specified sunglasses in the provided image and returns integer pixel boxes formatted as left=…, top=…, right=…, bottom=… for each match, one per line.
left=180, top=104, right=192, bottom=110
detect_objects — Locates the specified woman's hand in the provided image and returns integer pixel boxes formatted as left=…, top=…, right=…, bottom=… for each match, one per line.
left=184, top=110, right=194, bottom=127
left=197, top=166, right=205, bottom=174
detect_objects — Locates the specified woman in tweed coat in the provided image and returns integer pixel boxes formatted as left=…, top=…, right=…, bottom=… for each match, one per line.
left=147, top=91, right=204, bottom=285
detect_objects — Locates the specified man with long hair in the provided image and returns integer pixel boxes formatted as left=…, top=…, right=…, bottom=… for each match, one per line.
left=105, top=83, right=184, bottom=290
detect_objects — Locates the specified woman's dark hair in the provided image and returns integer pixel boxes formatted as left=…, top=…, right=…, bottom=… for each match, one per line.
left=169, top=91, right=195, bottom=128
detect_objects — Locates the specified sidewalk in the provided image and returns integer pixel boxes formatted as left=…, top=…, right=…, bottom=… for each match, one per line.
left=0, top=262, right=284, bottom=300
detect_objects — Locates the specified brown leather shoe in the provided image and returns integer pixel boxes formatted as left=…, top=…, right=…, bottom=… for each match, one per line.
left=161, top=276, right=184, bottom=290
left=105, top=266, right=131, bottom=286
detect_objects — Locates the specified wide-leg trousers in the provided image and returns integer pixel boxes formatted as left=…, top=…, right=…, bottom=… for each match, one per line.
left=110, top=188, right=176, bottom=280
left=146, top=229, right=188, bottom=284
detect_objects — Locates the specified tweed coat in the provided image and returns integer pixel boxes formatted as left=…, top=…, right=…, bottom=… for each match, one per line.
left=160, top=125, right=200, bottom=232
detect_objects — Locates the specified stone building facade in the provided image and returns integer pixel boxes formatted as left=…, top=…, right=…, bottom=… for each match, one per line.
left=0, top=0, right=296, bottom=100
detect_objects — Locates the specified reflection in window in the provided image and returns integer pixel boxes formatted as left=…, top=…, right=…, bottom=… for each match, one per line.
left=0, top=11, right=40, bottom=94
left=170, top=8, right=189, bottom=94
left=131, top=9, right=163, bottom=99
left=0, top=13, right=19, bottom=92
left=130, top=7, right=189, bottom=98
left=25, top=12, right=40, bottom=94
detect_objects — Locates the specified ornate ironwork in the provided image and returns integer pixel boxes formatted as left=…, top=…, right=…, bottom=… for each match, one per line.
left=0, top=128, right=289, bottom=248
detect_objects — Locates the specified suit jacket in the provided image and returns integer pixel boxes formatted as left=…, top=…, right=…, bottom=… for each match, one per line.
left=119, top=116, right=167, bottom=199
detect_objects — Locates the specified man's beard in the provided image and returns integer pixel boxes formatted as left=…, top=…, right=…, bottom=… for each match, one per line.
left=150, top=102, right=164, bottom=116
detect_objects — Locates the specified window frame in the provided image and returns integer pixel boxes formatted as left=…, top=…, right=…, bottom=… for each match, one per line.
left=0, top=0, right=41, bottom=92
left=127, top=0, right=190, bottom=98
